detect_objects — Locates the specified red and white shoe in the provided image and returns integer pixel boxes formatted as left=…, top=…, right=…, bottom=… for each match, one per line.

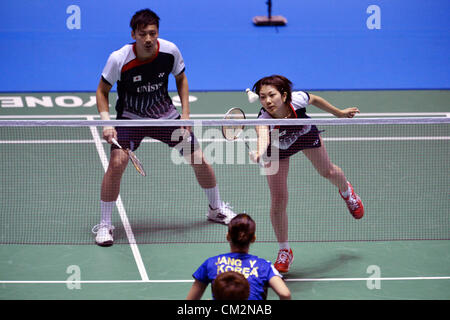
left=340, top=182, right=364, bottom=219
left=274, top=248, right=294, bottom=273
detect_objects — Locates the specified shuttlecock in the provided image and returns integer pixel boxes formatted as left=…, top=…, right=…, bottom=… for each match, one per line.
left=246, top=88, right=259, bottom=103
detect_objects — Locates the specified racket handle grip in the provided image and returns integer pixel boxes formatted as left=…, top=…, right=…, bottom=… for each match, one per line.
left=111, top=138, right=122, bottom=149
left=258, top=159, right=269, bottom=168
left=254, top=153, right=270, bottom=168
left=248, top=150, right=264, bottom=168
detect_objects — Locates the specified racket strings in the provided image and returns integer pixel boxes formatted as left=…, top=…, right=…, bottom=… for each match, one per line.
left=222, top=108, right=246, bottom=141
left=128, top=150, right=146, bottom=176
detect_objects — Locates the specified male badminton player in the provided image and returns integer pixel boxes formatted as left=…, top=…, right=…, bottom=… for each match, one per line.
left=249, top=75, right=364, bottom=273
left=92, top=9, right=236, bottom=246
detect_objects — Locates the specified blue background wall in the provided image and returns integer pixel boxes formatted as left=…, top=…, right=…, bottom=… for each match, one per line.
left=0, top=0, right=449, bottom=91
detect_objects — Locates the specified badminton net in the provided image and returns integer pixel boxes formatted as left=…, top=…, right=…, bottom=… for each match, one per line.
left=0, top=117, right=449, bottom=244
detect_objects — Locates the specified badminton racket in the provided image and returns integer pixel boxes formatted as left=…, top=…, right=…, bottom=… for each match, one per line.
left=111, top=138, right=146, bottom=176
left=221, top=107, right=266, bottom=167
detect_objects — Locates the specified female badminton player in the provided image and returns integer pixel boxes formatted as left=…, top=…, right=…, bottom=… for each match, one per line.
left=187, top=213, right=291, bottom=300
left=250, top=75, right=364, bottom=273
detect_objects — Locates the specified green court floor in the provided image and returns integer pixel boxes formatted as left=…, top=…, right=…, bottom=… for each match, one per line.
left=1, top=241, right=449, bottom=300
left=0, top=90, right=449, bottom=300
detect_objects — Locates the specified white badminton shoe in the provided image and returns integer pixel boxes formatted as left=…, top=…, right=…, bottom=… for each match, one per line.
left=207, top=202, right=237, bottom=225
left=92, top=224, right=115, bottom=246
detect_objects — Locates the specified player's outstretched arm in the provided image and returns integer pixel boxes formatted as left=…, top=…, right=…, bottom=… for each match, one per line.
left=309, top=94, right=360, bottom=118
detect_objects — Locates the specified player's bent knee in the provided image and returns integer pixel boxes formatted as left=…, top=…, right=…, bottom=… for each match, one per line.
left=186, top=148, right=208, bottom=166
left=108, top=155, right=128, bottom=173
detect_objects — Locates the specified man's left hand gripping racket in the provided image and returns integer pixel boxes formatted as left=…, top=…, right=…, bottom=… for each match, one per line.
left=111, top=138, right=147, bottom=177
left=221, top=107, right=266, bottom=168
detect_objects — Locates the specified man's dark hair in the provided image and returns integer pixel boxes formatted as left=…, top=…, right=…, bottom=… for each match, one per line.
left=130, top=9, right=160, bottom=31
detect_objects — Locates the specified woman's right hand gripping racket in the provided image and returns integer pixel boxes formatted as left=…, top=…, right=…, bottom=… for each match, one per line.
left=221, top=107, right=267, bottom=168
left=111, top=138, right=147, bottom=177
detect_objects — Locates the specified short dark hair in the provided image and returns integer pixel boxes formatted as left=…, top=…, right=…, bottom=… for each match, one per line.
left=228, top=213, right=256, bottom=248
left=212, top=271, right=250, bottom=300
left=252, top=75, right=293, bottom=104
left=130, top=9, right=160, bottom=31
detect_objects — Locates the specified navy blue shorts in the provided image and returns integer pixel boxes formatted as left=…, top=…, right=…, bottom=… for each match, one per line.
left=264, top=125, right=322, bottom=160
left=111, top=118, right=199, bottom=155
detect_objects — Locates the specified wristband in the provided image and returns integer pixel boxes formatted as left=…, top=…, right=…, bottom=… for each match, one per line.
left=99, top=111, right=110, bottom=120
left=100, top=112, right=114, bottom=131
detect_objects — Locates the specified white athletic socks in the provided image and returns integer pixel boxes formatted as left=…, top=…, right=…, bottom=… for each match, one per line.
left=100, top=200, right=115, bottom=226
left=279, top=242, right=291, bottom=251
left=204, top=186, right=222, bottom=209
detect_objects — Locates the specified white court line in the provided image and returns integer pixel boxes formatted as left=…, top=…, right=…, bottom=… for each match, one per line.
left=187, top=112, right=450, bottom=118
left=87, top=116, right=149, bottom=282
left=0, top=112, right=449, bottom=119
left=324, top=136, right=450, bottom=141
left=0, top=140, right=95, bottom=144
left=0, top=280, right=192, bottom=284
left=1, top=276, right=449, bottom=284
left=1, top=136, right=449, bottom=144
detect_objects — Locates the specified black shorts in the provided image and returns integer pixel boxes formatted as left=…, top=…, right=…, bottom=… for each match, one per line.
left=265, top=125, right=322, bottom=160
left=112, top=117, right=199, bottom=155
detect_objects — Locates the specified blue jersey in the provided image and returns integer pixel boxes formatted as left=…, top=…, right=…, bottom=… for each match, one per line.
left=192, top=252, right=282, bottom=300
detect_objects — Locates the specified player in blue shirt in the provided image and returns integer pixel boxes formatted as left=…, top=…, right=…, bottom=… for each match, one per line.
left=187, top=213, right=291, bottom=300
